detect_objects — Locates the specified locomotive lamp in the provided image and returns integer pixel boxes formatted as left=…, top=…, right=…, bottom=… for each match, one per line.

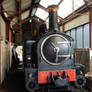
left=27, top=57, right=31, bottom=60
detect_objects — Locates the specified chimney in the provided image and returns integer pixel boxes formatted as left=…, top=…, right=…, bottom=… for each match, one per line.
left=48, top=5, right=58, bottom=31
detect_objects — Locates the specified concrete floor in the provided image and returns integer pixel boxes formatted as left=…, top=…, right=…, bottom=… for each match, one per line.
left=0, top=69, right=91, bottom=92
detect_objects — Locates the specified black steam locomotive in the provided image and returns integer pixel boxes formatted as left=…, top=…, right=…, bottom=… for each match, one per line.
left=23, top=5, right=86, bottom=92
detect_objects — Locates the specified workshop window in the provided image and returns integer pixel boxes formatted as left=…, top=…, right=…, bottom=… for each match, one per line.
left=84, top=24, right=90, bottom=48
left=66, top=23, right=90, bottom=48
left=71, top=29, right=76, bottom=48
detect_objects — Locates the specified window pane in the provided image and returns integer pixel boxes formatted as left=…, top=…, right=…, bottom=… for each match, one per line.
left=58, top=0, right=85, bottom=18
left=74, top=0, right=85, bottom=10
left=84, top=24, right=90, bottom=48
left=40, top=0, right=61, bottom=8
left=35, top=8, right=48, bottom=20
left=58, top=0, right=72, bottom=18
left=66, top=31, right=70, bottom=36
left=76, top=26, right=83, bottom=48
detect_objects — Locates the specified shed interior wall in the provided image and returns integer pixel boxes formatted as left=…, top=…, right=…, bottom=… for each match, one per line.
left=0, top=16, right=13, bottom=84
left=60, top=11, right=89, bottom=31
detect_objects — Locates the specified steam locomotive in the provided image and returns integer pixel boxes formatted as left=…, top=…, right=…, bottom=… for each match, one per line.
left=23, top=5, right=86, bottom=92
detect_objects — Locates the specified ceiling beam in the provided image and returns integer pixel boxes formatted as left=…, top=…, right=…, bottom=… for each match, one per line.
left=35, top=15, right=46, bottom=23
left=15, top=0, right=21, bottom=22
left=60, top=4, right=89, bottom=25
left=0, top=6, right=10, bottom=23
left=8, top=6, right=31, bottom=20
left=58, top=0, right=63, bottom=5
left=39, top=5, right=48, bottom=12
left=0, top=0, right=4, bottom=5
left=29, top=0, right=41, bottom=17
left=58, top=16, right=64, bottom=21
left=9, top=4, right=63, bottom=22
left=12, top=17, right=43, bottom=29
left=13, top=17, right=31, bottom=29
left=38, top=5, right=63, bottom=22
left=9, top=4, right=46, bottom=21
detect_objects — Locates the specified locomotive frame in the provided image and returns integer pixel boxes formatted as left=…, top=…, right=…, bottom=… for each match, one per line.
left=23, top=5, right=86, bottom=92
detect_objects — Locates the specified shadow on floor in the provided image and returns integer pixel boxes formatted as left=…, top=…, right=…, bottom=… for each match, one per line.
left=0, top=69, right=26, bottom=92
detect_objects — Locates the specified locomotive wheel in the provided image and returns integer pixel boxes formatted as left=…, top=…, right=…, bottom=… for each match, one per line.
left=25, top=78, right=38, bottom=92
left=75, top=75, right=86, bottom=88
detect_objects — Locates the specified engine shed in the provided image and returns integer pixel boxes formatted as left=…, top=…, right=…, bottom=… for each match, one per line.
left=0, top=0, right=92, bottom=92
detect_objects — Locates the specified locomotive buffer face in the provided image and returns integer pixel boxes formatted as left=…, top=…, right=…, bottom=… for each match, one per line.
left=41, top=34, right=71, bottom=65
